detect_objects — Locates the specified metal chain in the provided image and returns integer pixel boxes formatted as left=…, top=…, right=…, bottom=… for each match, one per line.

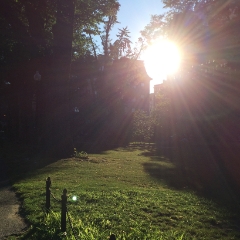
left=67, top=207, right=79, bottom=240
left=46, top=187, right=80, bottom=239
left=49, top=192, right=80, bottom=239
left=49, top=189, right=62, bottom=202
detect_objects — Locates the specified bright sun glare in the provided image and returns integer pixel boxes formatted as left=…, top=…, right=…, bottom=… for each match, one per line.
left=143, top=40, right=181, bottom=82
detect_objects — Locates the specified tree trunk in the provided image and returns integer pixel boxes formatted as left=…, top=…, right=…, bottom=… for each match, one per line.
left=46, top=0, right=75, bottom=157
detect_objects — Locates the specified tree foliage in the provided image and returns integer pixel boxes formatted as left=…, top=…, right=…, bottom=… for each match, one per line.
left=141, top=0, right=240, bottom=65
left=132, top=110, right=154, bottom=143
left=0, top=0, right=121, bottom=70
left=141, top=0, right=240, bottom=143
left=110, top=27, right=132, bottom=60
left=0, top=0, right=121, bottom=148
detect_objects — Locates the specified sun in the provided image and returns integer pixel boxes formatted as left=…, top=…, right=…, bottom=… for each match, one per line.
left=143, top=39, right=181, bottom=81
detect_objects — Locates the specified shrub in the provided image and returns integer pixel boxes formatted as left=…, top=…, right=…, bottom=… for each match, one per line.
left=73, top=148, right=88, bottom=159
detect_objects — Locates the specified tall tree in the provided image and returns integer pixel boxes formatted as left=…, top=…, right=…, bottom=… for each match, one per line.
left=100, top=2, right=120, bottom=64
left=73, top=0, right=120, bottom=59
left=110, top=27, right=132, bottom=60
left=0, top=0, right=121, bottom=147
left=45, top=0, right=75, bottom=155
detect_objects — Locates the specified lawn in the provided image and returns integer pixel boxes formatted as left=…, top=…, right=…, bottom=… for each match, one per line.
left=7, top=144, right=240, bottom=239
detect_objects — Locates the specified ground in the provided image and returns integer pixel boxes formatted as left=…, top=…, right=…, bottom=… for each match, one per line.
left=0, top=186, right=27, bottom=239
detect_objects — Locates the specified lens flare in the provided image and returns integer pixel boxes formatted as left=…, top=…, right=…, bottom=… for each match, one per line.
left=72, top=196, right=77, bottom=201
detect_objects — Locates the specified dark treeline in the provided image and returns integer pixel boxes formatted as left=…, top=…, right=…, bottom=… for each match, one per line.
left=0, top=0, right=151, bottom=158
left=0, top=0, right=128, bottom=155
left=1, top=0, right=240, bottom=171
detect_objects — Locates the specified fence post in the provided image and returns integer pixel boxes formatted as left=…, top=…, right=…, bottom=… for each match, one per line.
left=61, top=188, right=67, bottom=232
left=110, top=234, right=116, bottom=240
left=46, top=177, right=51, bottom=212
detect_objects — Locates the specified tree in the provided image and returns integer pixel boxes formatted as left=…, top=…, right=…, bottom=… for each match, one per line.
left=73, top=0, right=120, bottom=60
left=141, top=0, right=240, bottom=144
left=0, top=0, right=121, bottom=80
left=0, top=0, right=121, bottom=147
left=110, top=27, right=132, bottom=60
left=100, top=2, right=120, bottom=64
left=132, top=110, right=154, bottom=143
left=140, top=15, right=166, bottom=44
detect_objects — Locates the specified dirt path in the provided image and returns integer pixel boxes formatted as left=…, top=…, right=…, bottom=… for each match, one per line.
left=0, top=186, right=27, bottom=240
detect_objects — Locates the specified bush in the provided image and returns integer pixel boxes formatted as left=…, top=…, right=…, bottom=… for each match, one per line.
left=73, top=148, right=88, bottom=159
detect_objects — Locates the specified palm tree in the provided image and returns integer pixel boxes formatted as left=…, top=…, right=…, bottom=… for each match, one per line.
left=110, top=27, right=132, bottom=59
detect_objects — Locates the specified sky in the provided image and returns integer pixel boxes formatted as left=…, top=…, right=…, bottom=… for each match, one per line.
left=110, top=0, right=166, bottom=44
left=110, top=0, right=168, bottom=93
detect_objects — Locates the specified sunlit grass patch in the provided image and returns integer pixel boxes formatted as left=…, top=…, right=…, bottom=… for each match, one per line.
left=13, top=147, right=240, bottom=239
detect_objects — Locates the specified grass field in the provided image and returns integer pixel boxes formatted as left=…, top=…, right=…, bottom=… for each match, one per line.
left=5, top=144, right=240, bottom=239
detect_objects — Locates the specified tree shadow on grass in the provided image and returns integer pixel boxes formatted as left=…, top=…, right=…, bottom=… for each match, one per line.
left=0, top=141, right=62, bottom=184
left=1, top=140, right=156, bottom=184
left=144, top=144, right=240, bottom=234
left=142, top=144, right=240, bottom=207
left=142, top=154, right=205, bottom=193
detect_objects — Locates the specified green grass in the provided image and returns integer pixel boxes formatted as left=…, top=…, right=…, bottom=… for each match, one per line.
left=8, top=145, right=240, bottom=239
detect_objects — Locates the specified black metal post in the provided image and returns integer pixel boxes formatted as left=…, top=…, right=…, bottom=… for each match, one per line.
left=46, top=177, right=51, bottom=212
left=110, top=234, right=116, bottom=240
left=61, top=188, right=67, bottom=232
